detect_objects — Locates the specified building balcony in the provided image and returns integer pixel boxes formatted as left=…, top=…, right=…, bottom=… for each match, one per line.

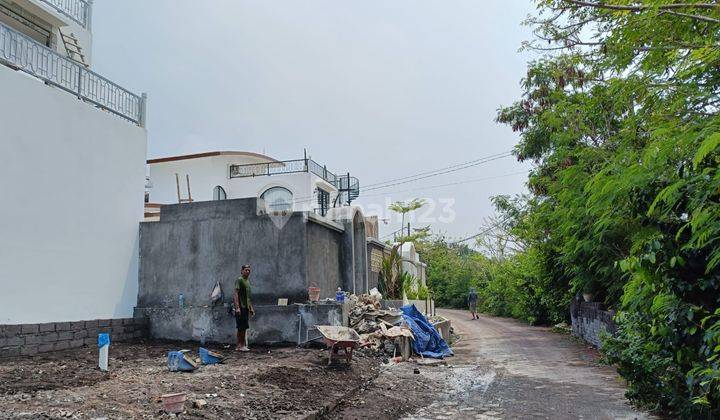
left=0, top=19, right=146, bottom=126
left=37, top=0, right=90, bottom=28
left=229, top=158, right=360, bottom=202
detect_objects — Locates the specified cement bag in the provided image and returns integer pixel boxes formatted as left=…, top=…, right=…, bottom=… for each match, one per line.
left=210, top=281, right=223, bottom=305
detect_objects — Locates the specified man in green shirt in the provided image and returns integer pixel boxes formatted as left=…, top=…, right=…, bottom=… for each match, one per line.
left=234, top=264, right=255, bottom=352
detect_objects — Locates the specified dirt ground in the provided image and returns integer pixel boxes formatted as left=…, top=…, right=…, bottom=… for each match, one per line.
left=0, top=339, right=431, bottom=419
left=0, top=311, right=654, bottom=419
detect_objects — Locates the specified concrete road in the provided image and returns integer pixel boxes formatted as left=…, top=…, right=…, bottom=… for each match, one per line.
left=406, top=309, right=650, bottom=420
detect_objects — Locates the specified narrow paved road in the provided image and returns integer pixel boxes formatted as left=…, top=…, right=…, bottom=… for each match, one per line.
left=406, top=309, right=650, bottom=419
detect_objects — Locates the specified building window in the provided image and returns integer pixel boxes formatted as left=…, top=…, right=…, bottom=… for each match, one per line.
left=213, top=186, right=227, bottom=200
left=260, top=187, right=293, bottom=212
left=317, top=188, right=330, bottom=216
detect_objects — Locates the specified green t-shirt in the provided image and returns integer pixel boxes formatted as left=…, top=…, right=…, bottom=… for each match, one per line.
left=235, top=276, right=251, bottom=308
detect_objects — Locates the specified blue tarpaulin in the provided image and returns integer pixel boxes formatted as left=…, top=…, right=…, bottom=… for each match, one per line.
left=400, top=304, right=453, bottom=358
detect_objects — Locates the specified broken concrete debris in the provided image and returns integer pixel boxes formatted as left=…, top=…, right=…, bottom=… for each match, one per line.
left=347, top=293, right=415, bottom=360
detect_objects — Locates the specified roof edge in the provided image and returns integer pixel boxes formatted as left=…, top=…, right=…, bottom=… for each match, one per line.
left=147, top=151, right=278, bottom=164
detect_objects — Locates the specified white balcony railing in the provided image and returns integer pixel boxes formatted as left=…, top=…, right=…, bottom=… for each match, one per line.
left=38, top=0, right=90, bottom=28
left=0, top=20, right=146, bottom=126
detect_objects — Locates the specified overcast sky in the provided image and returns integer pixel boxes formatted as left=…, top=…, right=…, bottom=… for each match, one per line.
left=92, top=1, right=535, bottom=241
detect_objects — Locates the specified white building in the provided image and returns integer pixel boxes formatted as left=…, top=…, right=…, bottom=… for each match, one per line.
left=0, top=0, right=147, bottom=324
left=146, top=151, right=360, bottom=217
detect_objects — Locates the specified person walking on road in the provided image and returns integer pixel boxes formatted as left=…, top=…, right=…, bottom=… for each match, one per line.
left=234, top=264, right=255, bottom=352
left=468, top=287, right=478, bottom=320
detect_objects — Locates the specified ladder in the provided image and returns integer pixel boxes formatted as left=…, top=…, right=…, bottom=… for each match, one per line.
left=59, top=29, right=88, bottom=67
left=175, top=173, right=193, bottom=204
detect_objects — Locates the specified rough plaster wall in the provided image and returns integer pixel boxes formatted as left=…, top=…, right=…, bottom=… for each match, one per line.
left=137, top=303, right=344, bottom=345
left=138, top=199, right=310, bottom=307
left=306, top=222, right=343, bottom=299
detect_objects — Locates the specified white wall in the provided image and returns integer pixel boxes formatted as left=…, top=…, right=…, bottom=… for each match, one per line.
left=0, top=64, right=146, bottom=324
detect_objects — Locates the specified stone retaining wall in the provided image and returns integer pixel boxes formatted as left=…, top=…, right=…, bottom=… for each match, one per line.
left=570, top=297, right=616, bottom=348
left=0, top=318, right=148, bottom=358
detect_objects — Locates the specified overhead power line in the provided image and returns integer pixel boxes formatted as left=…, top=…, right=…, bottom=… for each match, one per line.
left=359, top=170, right=528, bottom=199
left=449, top=215, right=512, bottom=245
left=363, top=153, right=513, bottom=192
left=362, top=151, right=512, bottom=189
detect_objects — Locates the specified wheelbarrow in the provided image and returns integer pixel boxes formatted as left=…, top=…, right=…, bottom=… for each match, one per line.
left=316, top=325, right=362, bottom=366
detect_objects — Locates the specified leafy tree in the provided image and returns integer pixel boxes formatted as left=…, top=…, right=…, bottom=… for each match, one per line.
left=495, top=0, right=720, bottom=415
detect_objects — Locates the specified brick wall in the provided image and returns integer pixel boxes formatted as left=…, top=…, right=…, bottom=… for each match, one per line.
left=570, top=297, right=617, bottom=348
left=0, top=318, right=148, bottom=358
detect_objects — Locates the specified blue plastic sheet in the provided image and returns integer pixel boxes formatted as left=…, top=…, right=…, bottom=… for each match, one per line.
left=97, top=333, right=110, bottom=348
left=199, top=347, right=222, bottom=365
left=400, top=304, right=453, bottom=359
left=167, top=351, right=197, bottom=372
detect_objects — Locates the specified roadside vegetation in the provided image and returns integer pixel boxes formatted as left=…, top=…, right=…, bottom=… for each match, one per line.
left=425, top=1, right=720, bottom=416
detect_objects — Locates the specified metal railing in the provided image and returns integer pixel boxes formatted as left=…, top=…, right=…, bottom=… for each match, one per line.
left=0, top=20, right=145, bottom=126
left=230, top=158, right=340, bottom=185
left=230, top=157, right=361, bottom=203
left=38, top=0, right=90, bottom=28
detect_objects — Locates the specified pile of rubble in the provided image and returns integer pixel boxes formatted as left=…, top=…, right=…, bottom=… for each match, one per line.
left=347, top=291, right=414, bottom=358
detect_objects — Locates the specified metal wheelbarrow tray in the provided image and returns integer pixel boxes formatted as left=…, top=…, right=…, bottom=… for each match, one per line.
left=316, top=325, right=362, bottom=365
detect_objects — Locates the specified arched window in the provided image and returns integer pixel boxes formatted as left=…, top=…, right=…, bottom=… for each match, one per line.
left=213, top=186, right=227, bottom=200
left=261, top=186, right=293, bottom=212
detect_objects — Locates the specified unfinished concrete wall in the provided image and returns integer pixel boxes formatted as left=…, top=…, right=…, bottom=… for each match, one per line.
left=135, top=303, right=344, bottom=345
left=136, top=198, right=355, bottom=345
left=306, top=222, right=344, bottom=299
left=138, top=198, right=314, bottom=307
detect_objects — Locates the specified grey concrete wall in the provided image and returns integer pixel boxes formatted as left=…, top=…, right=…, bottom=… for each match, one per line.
left=139, top=198, right=312, bottom=308
left=137, top=198, right=359, bottom=345
left=570, top=297, right=617, bottom=348
left=306, top=221, right=343, bottom=299
left=0, top=318, right=148, bottom=358
left=135, top=303, right=344, bottom=345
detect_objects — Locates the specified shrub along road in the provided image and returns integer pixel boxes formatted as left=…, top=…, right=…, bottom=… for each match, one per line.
left=405, top=309, right=651, bottom=419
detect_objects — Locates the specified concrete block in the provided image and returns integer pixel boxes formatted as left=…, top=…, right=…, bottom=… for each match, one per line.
left=41, top=333, right=59, bottom=343
left=54, top=341, right=70, bottom=351
left=55, top=322, right=72, bottom=331
left=0, top=325, right=21, bottom=337
left=98, top=319, right=111, bottom=327
left=111, top=319, right=124, bottom=327
left=38, top=343, right=54, bottom=353
left=84, top=320, right=99, bottom=328
left=21, top=324, right=39, bottom=334
left=38, top=323, right=55, bottom=333
left=73, top=330, right=88, bottom=339
left=0, top=347, right=21, bottom=358
left=57, top=331, right=74, bottom=341
left=70, top=321, right=85, bottom=331
left=24, top=334, right=42, bottom=345
left=5, top=336, right=24, bottom=346
left=68, top=339, right=84, bottom=349
left=83, top=337, right=96, bottom=346
left=122, top=318, right=135, bottom=325
left=21, top=345, right=38, bottom=356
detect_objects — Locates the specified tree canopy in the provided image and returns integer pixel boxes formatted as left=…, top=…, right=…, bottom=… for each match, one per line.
left=491, top=0, right=720, bottom=416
